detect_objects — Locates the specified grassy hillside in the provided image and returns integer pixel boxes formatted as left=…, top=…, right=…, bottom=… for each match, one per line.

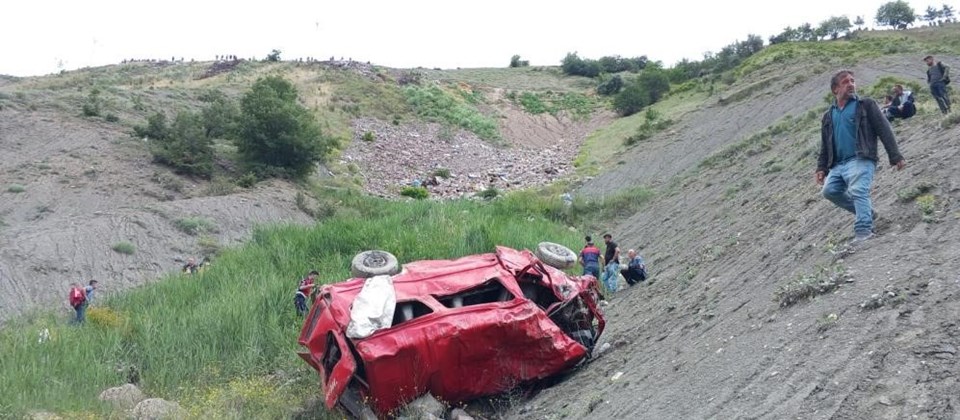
left=3, top=23, right=960, bottom=419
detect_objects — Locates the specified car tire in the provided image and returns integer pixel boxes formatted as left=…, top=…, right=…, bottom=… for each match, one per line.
left=351, top=250, right=400, bottom=278
left=535, top=242, right=576, bottom=269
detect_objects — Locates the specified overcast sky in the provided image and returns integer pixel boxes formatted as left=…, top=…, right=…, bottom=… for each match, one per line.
left=0, top=0, right=949, bottom=77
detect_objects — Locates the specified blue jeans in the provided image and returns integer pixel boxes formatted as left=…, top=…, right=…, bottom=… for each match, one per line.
left=931, top=81, right=951, bottom=114
left=74, top=303, right=87, bottom=324
left=582, top=264, right=600, bottom=279
left=601, top=262, right=620, bottom=293
left=822, top=158, right=876, bottom=235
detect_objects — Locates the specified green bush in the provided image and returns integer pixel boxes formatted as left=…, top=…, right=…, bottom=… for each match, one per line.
left=104, top=113, right=120, bottom=123
left=81, top=88, right=102, bottom=117
left=174, top=217, right=218, bottom=235
left=235, top=172, right=258, bottom=188
left=597, top=75, right=624, bottom=96
left=7, top=184, right=25, bottom=193
left=361, top=131, right=375, bottom=142
left=400, top=186, right=429, bottom=200
left=614, top=71, right=671, bottom=116
left=432, top=168, right=451, bottom=179
left=134, top=112, right=171, bottom=140
left=149, top=111, right=215, bottom=177
left=201, top=96, right=239, bottom=139
left=509, top=55, right=529, bottom=68
left=236, top=76, right=333, bottom=179
left=111, top=242, right=136, bottom=255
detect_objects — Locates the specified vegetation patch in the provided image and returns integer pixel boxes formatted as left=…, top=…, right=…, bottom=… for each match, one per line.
left=7, top=184, right=26, bottom=193
left=512, top=91, right=597, bottom=118
left=897, top=180, right=935, bottom=202
left=111, top=242, right=136, bottom=255
left=775, top=264, right=846, bottom=308
left=404, top=85, right=500, bottom=142
left=400, top=186, right=429, bottom=200
left=174, top=217, right=217, bottom=235
left=624, top=108, right=673, bottom=146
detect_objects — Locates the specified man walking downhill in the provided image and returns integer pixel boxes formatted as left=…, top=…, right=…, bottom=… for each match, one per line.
left=578, top=236, right=602, bottom=279
left=816, top=70, right=906, bottom=245
left=924, top=55, right=951, bottom=114
left=600, top=234, right=621, bottom=293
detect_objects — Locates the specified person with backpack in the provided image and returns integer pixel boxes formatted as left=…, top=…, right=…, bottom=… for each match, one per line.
left=69, top=280, right=98, bottom=324
left=295, top=271, right=319, bottom=316
left=884, top=84, right=916, bottom=121
left=924, top=55, right=951, bottom=114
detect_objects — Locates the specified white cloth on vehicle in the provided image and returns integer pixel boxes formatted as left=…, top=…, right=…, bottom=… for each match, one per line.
left=346, top=275, right=397, bottom=339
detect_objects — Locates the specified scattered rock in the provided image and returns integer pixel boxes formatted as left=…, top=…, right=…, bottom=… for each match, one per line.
left=98, top=383, right=145, bottom=409
left=400, top=393, right=447, bottom=419
left=448, top=408, right=476, bottom=420
left=131, top=398, right=186, bottom=420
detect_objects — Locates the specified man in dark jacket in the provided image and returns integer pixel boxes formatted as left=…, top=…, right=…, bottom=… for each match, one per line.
left=924, top=55, right=951, bottom=114
left=816, top=70, right=906, bottom=244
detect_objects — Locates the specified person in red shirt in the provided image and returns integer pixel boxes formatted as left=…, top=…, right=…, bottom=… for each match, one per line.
left=295, top=271, right=319, bottom=316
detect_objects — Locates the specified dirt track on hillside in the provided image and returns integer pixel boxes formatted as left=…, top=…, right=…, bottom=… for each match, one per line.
left=510, top=53, right=960, bottom=419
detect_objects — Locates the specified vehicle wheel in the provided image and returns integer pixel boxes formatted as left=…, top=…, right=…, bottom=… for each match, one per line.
left=535, top=242, right=576, bottom=269
left=351, top=250, right=400, bottom=278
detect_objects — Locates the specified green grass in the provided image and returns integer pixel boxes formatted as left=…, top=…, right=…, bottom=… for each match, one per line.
left=173, top=217, right=218, bottom=235
left=404, top=85, right=501, bottom=142
left=7, top=184, right=26, bottom=193
left=513, top=91, right=599, bottom=119
left=111, top=242, right=136, bottom=255
left=0, top=189, right=587, bottom=418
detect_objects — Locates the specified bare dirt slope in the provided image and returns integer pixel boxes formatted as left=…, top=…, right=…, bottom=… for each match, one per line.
left=0, top=109, right=313, bottom=322
left=513, top=55, right=960, bottom=419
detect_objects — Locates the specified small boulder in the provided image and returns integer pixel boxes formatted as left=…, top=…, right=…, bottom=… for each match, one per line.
left=448, top=408, right=476, bottom=420
left=132, top=398, right=186, bottom=420
left=400, top=393, right=446, bottom=419
left=98, top=383, right=145, bottom=409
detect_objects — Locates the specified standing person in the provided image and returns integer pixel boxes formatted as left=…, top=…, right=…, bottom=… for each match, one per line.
left=620, top=249, right=647, bottom=286
left=578, top=236, right=601, bottom=279
left=600, top=234, right=621, bottom=293
left=924, top=55, right=951, bottom=114
left=816, top=70, right=906, bottom=244
left=68, top=282, right=87, bottom=324
left=295, top=271, right=319, bottom=316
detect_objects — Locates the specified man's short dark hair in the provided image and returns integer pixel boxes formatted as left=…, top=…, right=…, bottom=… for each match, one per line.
left=602, top=233, right=612, bottom=239
left=830, top=70, right=854, bottom=91
left=924, top=55, right=934, bottom=61
left=584, top=235, right=592, bottom=243
left=89, top=280, right=98, bottom=285
left=309, top=270, right=319, bottom=276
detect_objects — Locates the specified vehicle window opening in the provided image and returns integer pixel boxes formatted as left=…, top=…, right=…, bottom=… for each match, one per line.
left=322, top=332, right=341, bottom=382
left=305, top=292, right=330, bottom=334
left=343, top=338, right=368, bottom=384
left=518, top=274, right=559, bottom=310
left=434, top=278, right=514, bottom=308
left=391, top=300, right=434, bottom=325
left=549, top=298, right=597, bottom=351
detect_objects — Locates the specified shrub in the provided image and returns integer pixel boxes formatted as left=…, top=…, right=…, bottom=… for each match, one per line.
left=81, top=88, right=102, bottom=117
left=149, top=111, right=215, bottom=177
left=7, top=184, right=25, bottom=193
left=104, top=113, right=120, bottom=123
left=265, top=49, right=281, bottom=62
left=432, top=168, right=451, bottom=179
left=202, top=178, right=236, bottom=196
left=235, top=172, right=258, bottom=188
left=597, top=75, right=624, bottom=96
left=613, top=71, right=671, bottom=116
left=201, top=96, right=239, bottom=139
left=236, top=76, right=333, bottom=179
left=478, top=186, right=499, bottom=200
left=134, top=112, right=171, bottom=140
left=560, top=52, right=601, bottom=78
left=404, top=86, right=500, bottom=141
left=509, top=55, right=529, bottom=68
left=112, top=242, right=136, bottom=255
left=400, top=186, right=429, bottom=200
left=174, top=217, right=217, bottom=235
left=361, top=131, right=375, bottom=142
